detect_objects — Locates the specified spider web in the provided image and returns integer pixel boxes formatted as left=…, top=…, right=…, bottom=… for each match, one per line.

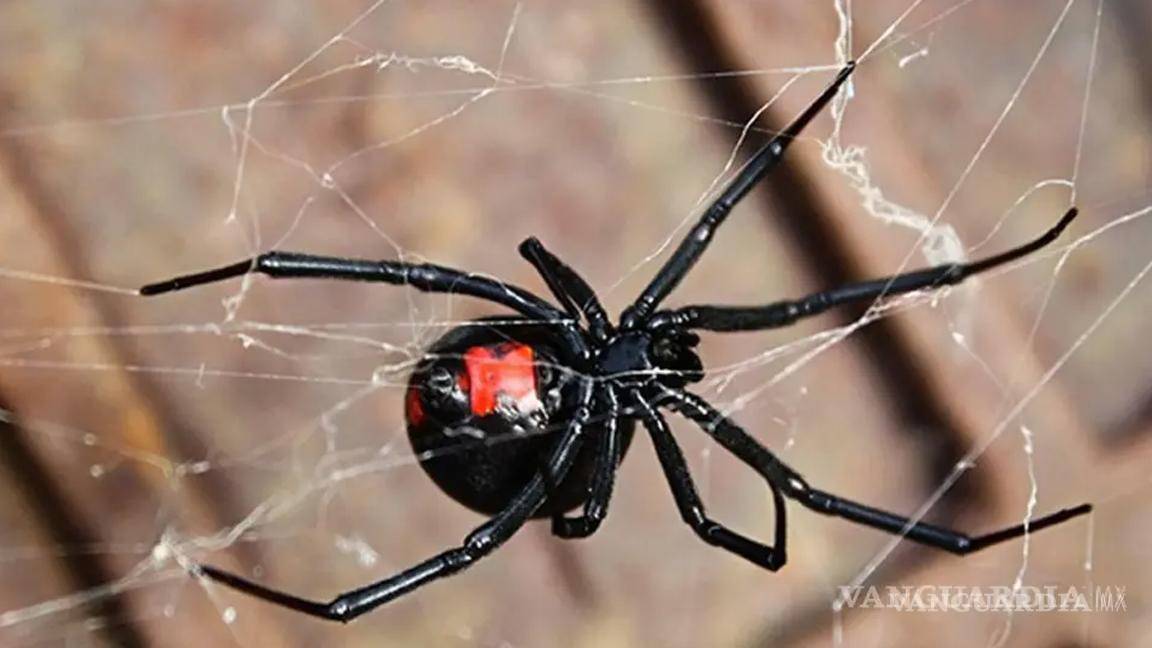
left=0, top=1, right=1148, bottom=646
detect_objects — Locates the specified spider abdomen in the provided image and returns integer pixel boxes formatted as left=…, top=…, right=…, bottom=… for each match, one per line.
left=406, top=319, right=632, bottom=516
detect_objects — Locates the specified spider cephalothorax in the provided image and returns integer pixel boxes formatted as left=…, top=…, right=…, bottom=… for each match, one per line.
left=141, top=61, right=1091, bottom=623
left=596, top=328, right=704, bottom=387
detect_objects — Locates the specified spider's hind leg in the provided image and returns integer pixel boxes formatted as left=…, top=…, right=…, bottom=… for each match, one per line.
left=635, top=391, right=788, bottom=570
left=659, top=385, right=1092, bottom=556
left=139, top=251, right=570, bottom=328
left=794, top=488, right=1092, bottom=555
left=197, top=381, right=598, bottom=622
left=551, top=388, right=623, bottom=539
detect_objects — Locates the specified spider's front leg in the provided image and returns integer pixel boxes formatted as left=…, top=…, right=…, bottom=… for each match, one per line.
left=197, top=381, right=596, bottom=623
left=519, top=237, right=613, bottom=342
left=648, top=208, right=1079, bottom=333
left=620, top=61, right=856, bottom=329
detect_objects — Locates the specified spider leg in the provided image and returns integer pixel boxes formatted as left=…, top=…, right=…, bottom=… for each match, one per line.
left=785, top=489, right=1091, bottom=555
left=648, top=207, right=1079, bottom=332
left=655, top=386, right=1092, bottom=555
left=620, top=62, right=855, bottom=329
left=519, top=237, right=613, bottom=341
left=140, top=251, right=566, bottom=323
left=552, top=386, right=622, bottom=538
left=633, top=391, right=787, bottom=570
left=197, top=380, right=596, bottom=623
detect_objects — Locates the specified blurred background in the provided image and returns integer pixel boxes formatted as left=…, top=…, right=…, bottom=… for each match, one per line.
left=0, top=1, right=1149, bottom=646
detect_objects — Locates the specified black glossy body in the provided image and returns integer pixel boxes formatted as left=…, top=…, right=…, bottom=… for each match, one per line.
left=142, top=62, right=1090, bottom=623
left=406, top=319, right=635, bottom=516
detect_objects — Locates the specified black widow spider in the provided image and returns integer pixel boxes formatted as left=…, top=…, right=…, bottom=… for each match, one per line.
left=141, top=62, right=1091, bottom=623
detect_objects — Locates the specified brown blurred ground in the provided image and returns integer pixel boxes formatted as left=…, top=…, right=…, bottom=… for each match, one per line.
left=0, top=1, right=1149, bottom=647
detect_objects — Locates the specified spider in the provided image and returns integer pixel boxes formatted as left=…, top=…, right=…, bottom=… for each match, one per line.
left=141, top=61, right=1090, bottom=623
